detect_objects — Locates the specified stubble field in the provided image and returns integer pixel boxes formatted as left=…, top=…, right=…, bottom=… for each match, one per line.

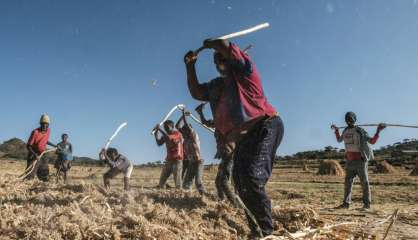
left=0, top=160, right=417, bottom=240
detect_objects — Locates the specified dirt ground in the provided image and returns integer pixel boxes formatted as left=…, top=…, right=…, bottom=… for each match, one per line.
left=0, top=159, right=417, bottom=240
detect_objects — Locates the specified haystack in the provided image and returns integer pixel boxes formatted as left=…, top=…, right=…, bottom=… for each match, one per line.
left=374, top=160, right=397, bottom=174
left=317, top=160, right=344, bottom=176
left=409, top=158, right=418, bottom=176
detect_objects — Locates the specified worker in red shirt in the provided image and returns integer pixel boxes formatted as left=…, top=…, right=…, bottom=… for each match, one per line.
left=26, top=114, right=57, bottom=181
left=184, top=39, right=284, bottom=238
left=154, top=120, right=184, bottom=189
left=331, top=112, right=386, bottom=209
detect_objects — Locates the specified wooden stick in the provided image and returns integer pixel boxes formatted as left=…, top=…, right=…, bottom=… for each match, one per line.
left=151, top=104, right=185, bottom=134
left=104, top=122, right=127, bottom=149
left=337, top=123, right=418, bottom=129
left=382, top=209, right=399, bottom=240
left=218, top=22, right=270, bottom=40
left=17, top=148, right=57, bottom=180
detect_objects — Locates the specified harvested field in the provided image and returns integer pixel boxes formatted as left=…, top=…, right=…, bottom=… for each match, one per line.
left=410, top=159, right=418, bottom=176
left=317, top=160, right=344, bottom=176
left=0, top=160, right=417, bottom=239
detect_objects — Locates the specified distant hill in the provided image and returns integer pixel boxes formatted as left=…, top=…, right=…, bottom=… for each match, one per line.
left=0, top=138, right=100, bottom=165
left=0, top=138, right=28, bottom=159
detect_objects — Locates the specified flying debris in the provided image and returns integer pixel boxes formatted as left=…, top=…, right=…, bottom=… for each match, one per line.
left=151, top=79, right=158, bottom=87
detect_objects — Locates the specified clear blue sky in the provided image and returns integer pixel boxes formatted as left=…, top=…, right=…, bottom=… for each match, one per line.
left=1, top=0, right=418, bottom=164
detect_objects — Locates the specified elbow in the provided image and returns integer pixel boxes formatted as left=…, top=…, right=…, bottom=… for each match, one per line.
left=190, top=91, right=206, bottom=101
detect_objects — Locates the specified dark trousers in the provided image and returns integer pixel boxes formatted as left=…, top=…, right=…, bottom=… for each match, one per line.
left=182, top=159, right=190, bottom=179
left=183, top=160, right=205, bottom=194
left=26, top=153, right=49, bottom=182
left=233, top=116, right=284, bottom=236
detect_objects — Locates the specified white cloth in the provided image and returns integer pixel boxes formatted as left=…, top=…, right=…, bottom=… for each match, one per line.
left=342, top=127, right=361, bottom=152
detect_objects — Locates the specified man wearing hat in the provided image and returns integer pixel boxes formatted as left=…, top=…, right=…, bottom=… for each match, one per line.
left=26, top=114, right=57, bottom=181
left=331, top=112, right=386, bottom=209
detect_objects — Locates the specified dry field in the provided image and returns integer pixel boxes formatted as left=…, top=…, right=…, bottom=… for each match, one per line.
left=0, top=159, right=417, bottom=240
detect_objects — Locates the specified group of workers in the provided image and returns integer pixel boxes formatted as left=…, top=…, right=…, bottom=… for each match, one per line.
left=22, top=38, right=391, bottom=239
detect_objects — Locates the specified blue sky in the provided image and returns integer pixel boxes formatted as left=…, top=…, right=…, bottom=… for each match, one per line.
left=1, top=0, right=418, bottom=164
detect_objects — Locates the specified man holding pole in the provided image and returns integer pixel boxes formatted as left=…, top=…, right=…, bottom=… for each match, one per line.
left=184, top=39, right=284, bottom=237
left=154, top=120, right=184, bottom=189
left=331, top=112, right=386, bottom=209
left=176, top=110, right=205, bottom=194
left=26, top=114, right=57, bottom=181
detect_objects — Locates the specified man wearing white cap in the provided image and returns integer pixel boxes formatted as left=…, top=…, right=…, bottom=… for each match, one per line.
left=26, top=114, right=57, bottom=181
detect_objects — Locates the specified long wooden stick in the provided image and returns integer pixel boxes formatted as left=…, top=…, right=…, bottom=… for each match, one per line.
left=337, top=123, right=418, bottom=129
left=218, top=22, right=270, bottom=40
left=151, top=104, right=185, bottom=134
left=177, top=105, right=215, bottom=133
left=382, top=209, right=399, bottom=240
left=194, top=22, right=269, bottom=55
left=18, top=148, right=57, bottom=180
left=105, top=122, right=127, bottom=149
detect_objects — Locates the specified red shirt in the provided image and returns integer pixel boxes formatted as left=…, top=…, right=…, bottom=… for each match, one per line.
left=165, top=131, right=184, bottom=161
left=207, top=43, right=277, bottom=135
left=27, top=128, right=51, bottom=154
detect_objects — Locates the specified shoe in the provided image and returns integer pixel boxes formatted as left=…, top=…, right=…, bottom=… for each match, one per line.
left=335, top=203, right=349, bottom=209
left=363, top=203, right=370, bottom=209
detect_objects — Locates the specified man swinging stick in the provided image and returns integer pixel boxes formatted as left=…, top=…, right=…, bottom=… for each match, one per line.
left=184, top=39, right=284, bottom=238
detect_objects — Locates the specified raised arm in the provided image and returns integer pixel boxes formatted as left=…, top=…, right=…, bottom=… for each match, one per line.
left=368, top=123, right=386, bottom=144
left=331, top=125, right=343, bottom=143
left=153, top=125, right=166, bottom=146
left=203, top=39, right=230, bottom=60
left=47, top=141, right=57, bottom=148
left=175, top=112, right=186, bottom=130
left=184, top=51, right=209, bottom=101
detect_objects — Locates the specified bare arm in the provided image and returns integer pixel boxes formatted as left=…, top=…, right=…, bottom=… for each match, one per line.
left=175, top=114, right=186, bottom=130
left=195, top=103, right=215, bottom=128
left=203, top=39, right=230, bottom=60
left=184, top=51, right=209, bottom=101
left=47, top=141, right=57, bottom=148
left=154, top=128, right=166, bottom=146
left=27, top=145, right=37, bottom=156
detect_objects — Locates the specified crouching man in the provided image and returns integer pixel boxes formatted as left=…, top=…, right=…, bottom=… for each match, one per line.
left=331, top=111, right=386, bottom=209
left=26, top=114, right=57, bottom=181
left=99, top=148, right=133, bottom=191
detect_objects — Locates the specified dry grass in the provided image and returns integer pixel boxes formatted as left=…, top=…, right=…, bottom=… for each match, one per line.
left=374, top=161, right=397, bottom=174
left=317, top=160, right=344, bottom=176
left=0, top=160, right=417, bottom=239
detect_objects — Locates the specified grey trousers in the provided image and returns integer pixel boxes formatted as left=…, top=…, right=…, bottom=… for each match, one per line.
left=215, top=156, right=241, bottom=206
left=343, top=160, right=371, bottom=205
left=159, top=160, right=183, bottom=189
left=182, top=160, right=205, bottom=193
